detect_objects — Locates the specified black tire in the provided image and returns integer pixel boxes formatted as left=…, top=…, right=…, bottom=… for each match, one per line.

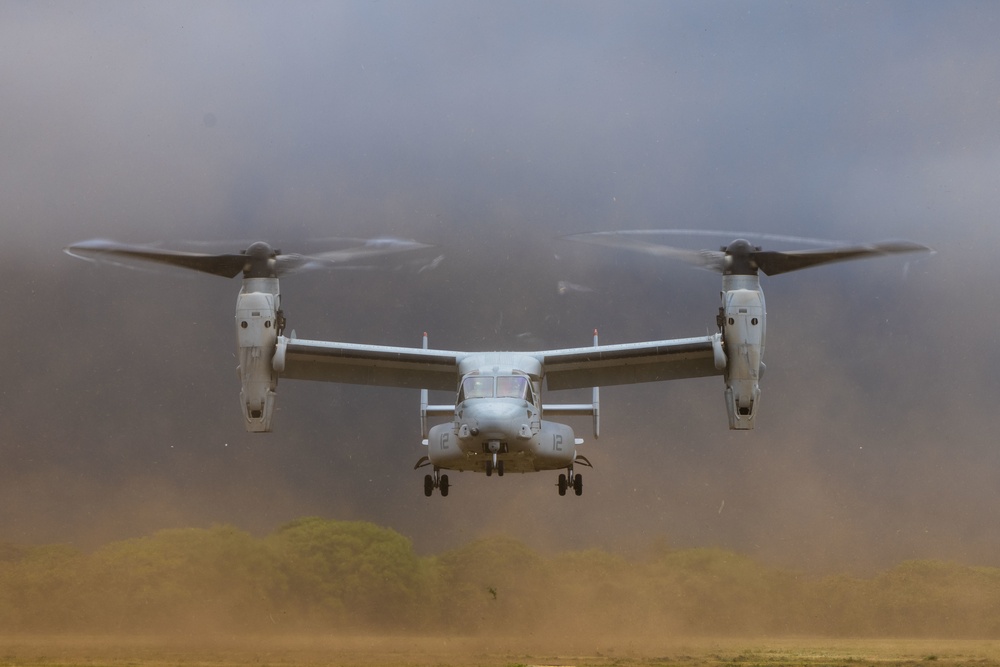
left=574, top=473, right=583, bottom=496
left=497, top=460, right=505, bottom=476
left=440, top=474, right=450, bottom=497
left=485, top=460, right=493, bottom=477
left=558, top=473, right=568, bottom=496
left=424, top=475, right=433, bottom=497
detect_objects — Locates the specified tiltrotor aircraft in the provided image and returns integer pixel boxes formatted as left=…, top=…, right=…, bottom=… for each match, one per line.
left=65, top=233, right=930, bottom=497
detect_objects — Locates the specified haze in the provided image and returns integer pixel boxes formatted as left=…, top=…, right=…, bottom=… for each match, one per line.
left=1, top=2, right=997, bottom=574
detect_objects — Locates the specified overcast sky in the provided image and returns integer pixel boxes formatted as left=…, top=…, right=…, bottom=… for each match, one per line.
left=1, top=1, right=998, bottom=572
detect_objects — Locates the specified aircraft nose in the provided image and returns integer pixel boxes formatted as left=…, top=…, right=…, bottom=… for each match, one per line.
left=464, top=402, right=526, bottom=437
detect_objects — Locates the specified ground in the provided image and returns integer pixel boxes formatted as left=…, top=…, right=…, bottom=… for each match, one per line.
left=2, top=636, right=1000, bottom=667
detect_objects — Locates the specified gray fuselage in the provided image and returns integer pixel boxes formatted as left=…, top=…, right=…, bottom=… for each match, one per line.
left=426, top=370, right=577, bottom=473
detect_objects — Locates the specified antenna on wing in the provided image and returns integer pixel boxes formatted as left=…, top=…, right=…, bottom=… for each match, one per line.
left=592, top=329, right=600, bottom=439
left=541, top=329, right=601, bottom=439
left=420, top=332, right=430, bottom=439
left=419, top=331, right=454, bottom=440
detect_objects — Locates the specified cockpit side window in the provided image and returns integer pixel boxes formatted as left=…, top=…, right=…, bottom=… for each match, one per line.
left=459, top=376, right=494, bottom=401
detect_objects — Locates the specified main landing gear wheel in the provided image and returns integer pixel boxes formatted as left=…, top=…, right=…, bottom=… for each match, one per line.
left=557, top=469, right=583, bottom=497
left=423, top=469, right=450, bottom=497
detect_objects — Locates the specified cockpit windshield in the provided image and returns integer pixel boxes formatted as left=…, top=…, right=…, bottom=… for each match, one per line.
left=496, top=375, right=529, bottom=400
left=458, top=374, right=533, bottom=403
left=460, top=376, right=494, bottom=400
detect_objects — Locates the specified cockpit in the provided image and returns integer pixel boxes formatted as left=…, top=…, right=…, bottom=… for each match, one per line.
left=457, top=374, right=535, bottom=404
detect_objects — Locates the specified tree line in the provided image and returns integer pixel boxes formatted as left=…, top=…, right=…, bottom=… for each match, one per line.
left=1, top=517, right=999, bottom=637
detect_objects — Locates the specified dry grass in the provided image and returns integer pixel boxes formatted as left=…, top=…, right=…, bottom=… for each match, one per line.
left=2, top=635, right=1000, bottom=667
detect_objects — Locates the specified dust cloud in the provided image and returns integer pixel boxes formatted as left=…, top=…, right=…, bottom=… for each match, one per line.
left=1, top=6, right=999, bottom=651
left=1, top=241, right=996, bottom=577
left=2, top=518, right=999, bottom=643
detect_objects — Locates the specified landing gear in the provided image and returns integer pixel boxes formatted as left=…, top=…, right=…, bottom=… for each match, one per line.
left=423, top=469, right=450, bottom=497
left=485, top=444, right=505, bottom=477
left=485, top=456, right=505, bottom=477
left=557, top=468, right=583, bottom=497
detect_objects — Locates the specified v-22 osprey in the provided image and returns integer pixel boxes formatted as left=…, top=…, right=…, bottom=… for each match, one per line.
left=66, top=234, right=930, bottom=497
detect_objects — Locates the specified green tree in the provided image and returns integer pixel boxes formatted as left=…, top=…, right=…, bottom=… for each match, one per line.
left=432, top=536, right=548, bottom=633
left=86, top=525, right=277, bottom=632
left=0, top=544, right=84, bottom=631
left=265, top=517, right=422, bottom=629
left=642, top=547, right=802, bottom=634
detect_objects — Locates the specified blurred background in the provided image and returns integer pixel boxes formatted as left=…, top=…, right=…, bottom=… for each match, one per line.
left=0, top=1, right=996, bottom=573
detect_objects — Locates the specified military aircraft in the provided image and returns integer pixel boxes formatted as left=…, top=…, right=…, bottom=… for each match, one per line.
left=65, top=234, right=931, bottom=497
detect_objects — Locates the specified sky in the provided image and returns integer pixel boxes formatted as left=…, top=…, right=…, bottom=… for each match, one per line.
left=1, top=1, right=998, bottom=572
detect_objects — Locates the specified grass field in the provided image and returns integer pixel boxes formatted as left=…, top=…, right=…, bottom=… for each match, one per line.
left=2, top=635, right=1000, bottom=667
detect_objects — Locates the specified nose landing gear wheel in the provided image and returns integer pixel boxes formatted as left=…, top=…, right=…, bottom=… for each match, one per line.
left=558, top=473, right=568, bottom=496
left=573, top=473, right=583, bottom=496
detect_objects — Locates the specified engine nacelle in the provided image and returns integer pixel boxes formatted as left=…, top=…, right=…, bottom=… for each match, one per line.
left=235, top=278, right=280, bottom=432
left=720, top=287, right=765, bottom=430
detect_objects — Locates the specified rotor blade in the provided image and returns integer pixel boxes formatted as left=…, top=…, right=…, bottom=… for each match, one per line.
left=64, top=239, right=248, bottom=278
left=568, top=232, right=933, bottom=276
left=272, top=238, right=434, bottom=275
left=67, top=237, right=435, bottom=279
left=564, top=232, right=726, bottom=272
left=579, top=228, right=852, bottom=248
left=752, top=240, right=933, bottom=276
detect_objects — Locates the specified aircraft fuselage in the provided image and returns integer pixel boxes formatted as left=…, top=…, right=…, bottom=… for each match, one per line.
left=426, top=397, right=577, bottom=473
left=424, top=358, right=580, bottom=474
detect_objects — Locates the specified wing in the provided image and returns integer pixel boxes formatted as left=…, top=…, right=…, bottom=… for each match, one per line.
left=538, top=335, right=723, bottom=390
left=276, top=337, right=461, bottom=391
